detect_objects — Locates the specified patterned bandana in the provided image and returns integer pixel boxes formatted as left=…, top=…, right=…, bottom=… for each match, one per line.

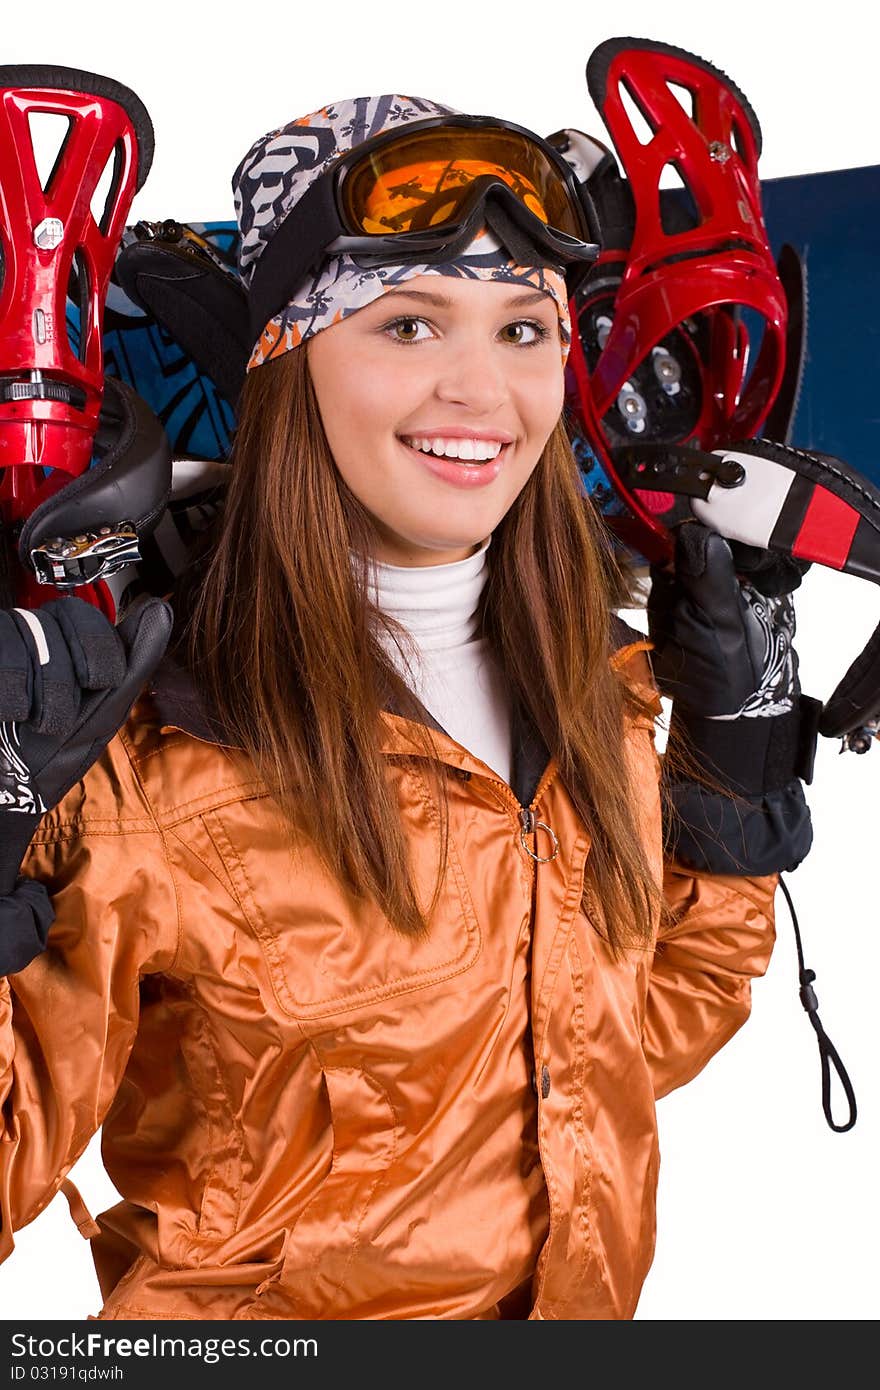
left=231, top=95, right=573, bottom=370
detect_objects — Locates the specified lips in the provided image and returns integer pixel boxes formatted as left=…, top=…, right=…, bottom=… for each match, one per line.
left=397, top=435, right=509, bottom=489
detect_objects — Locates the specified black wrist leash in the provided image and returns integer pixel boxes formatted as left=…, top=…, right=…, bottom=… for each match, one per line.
left=778, top=873, right=857, bottom=1133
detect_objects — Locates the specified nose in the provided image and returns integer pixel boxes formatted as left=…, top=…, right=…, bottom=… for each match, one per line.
left=433, top=330, right=508, bottom=414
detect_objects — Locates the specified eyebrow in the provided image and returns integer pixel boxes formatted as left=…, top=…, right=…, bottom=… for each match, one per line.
left=378, top=287, right=554, bottom=310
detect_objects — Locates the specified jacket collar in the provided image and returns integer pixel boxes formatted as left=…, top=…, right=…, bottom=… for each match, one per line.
left=149, top=653, right=551, bottom=808
left=148, top=614, right=642, bottom=812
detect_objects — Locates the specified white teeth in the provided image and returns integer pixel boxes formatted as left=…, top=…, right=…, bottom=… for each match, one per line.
left=473, top=440, right=499, bottom=461
left=401, top=435, right=504, bottom=462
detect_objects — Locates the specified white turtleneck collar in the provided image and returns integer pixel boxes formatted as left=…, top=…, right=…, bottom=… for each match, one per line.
left=363, top=535, right=491, bottom=652
left=355, top=535, right=512, bottom=782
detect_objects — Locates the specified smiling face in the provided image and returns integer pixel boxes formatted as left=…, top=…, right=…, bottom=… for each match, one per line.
left=305, top=275, right=566, bottom=566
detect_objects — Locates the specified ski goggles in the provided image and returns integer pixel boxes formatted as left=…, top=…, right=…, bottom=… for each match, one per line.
left=247, top=115, right=601, bottom=343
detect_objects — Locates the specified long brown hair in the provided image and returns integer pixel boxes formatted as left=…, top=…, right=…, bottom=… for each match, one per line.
left=175, top=345, right=663, bottom=953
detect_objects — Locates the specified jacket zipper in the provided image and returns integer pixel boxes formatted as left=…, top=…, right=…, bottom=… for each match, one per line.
left=518, top=807, right=560, bottom=864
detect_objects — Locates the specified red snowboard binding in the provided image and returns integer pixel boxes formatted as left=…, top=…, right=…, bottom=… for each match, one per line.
left=0, top=65, right=170, bottom=616
left=552, top=37, right=805, bottom=562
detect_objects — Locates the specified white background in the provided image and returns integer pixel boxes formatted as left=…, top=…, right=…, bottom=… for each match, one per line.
left=1, top=0, right=877, bottom=1322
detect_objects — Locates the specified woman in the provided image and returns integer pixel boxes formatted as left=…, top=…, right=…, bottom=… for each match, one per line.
left=0, top=94, right=813, bottom=1320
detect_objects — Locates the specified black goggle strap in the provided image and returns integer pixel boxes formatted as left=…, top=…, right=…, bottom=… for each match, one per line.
left=777, top=874, right=858, bottom=1133
left=247, top=172, right=342, bottom=344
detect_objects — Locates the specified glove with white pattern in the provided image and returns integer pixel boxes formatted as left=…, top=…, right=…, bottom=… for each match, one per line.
left=647, top=521, right=819, bottom=874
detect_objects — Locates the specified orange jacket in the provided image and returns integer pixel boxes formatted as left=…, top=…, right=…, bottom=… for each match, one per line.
left=0, top=638, right=777, bottom=1320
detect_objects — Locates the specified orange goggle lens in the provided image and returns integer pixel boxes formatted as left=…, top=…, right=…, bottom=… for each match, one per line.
left=360, top=158, right=551, bottom=234
left=339, top=127, right=581, bottom=239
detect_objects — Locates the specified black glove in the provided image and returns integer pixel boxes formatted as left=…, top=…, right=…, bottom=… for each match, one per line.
left=647, top=522, right=820, bottom=875
left=648, top=522, right=806, bottom=719
left=0, top=596, right=172, bottom=973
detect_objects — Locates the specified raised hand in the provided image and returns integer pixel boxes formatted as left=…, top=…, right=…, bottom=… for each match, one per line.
left=0, top=596, right=171, bottom=972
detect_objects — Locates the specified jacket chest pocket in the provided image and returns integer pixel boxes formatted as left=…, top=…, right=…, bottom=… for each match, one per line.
left=203, top=788, right=481, bottom=1022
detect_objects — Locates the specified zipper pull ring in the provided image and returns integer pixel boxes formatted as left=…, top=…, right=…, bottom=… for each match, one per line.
left=519, top=808, right=560, bottom=863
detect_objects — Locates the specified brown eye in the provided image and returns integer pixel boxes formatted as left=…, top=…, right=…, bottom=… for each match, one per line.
left=383, top=316, right=431, bottom=346
left=500, top=320, right=549, bottom=347
left=394, top=318, right=421, bottom=341
left=501, top=322, right=526, bottom=344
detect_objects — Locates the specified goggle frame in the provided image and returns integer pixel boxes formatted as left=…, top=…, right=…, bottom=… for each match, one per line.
left=248, top=114, right=601, bottom=340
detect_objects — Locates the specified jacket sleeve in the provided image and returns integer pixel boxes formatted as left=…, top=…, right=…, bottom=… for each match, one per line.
left=643, top=857, right=777, bottom=1099
left=0, top=729, right=179, bottom=1264
left=613, top=636, right=780, bottom=1101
